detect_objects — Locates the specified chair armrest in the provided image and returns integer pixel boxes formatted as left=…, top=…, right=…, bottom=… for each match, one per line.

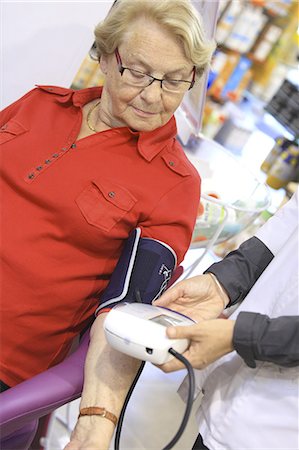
left=0, top=331, right=90, bottom=437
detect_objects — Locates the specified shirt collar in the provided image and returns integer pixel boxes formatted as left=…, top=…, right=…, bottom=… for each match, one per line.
left=36, top=85, right=102, bottom=105
left=37, top=85, right=178, bottom=161
left=74, top=86, right=178, bottom=161
left=133, top=116, right=177, bottom=161
left=74, top=87, right=178, bottom=161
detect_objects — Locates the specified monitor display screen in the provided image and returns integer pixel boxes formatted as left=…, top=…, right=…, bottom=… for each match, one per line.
left=150, top=314, right=184, bottom=327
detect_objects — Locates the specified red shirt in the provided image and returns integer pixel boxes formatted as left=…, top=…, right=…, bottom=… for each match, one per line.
left=0, top=85, right=200, bottom=386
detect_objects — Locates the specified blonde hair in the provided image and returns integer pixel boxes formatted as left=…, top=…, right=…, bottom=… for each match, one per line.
left=94, top=0, right=216, bottom=78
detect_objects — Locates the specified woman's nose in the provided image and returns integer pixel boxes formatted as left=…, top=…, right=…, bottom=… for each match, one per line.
left=139, top=79, right=163, bottom=103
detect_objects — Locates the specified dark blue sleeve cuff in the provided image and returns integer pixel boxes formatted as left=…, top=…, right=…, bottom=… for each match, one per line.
left=204, top=236, right=274, bottom=307
left=233, top=312, right=299, bottom=368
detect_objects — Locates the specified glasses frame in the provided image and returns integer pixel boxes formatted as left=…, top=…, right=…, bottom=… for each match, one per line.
left=115, top=48, right=195, bottom=92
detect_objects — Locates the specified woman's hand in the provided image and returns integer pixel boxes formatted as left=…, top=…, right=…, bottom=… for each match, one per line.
left=154, top=273, right=229, bottom=323
left=158, top=319, right=235, bottom=372
left=64, top=415, right=115, bottom=450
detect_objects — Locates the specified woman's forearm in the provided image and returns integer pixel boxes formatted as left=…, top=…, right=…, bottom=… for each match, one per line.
left=65, top=313, right=141, bottom=450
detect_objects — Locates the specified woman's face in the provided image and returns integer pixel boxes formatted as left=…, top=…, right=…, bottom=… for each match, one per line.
left=99, top=18, right=194, bottom=132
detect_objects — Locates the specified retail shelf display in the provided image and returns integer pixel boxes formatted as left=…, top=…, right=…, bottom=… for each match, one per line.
left=202, top=0, right=298, bottom=138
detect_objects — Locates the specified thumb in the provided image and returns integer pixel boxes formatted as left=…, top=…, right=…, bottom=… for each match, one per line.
left=166, top=325, right=194, bottom=339
left=153, top=285, right=181, bottom=306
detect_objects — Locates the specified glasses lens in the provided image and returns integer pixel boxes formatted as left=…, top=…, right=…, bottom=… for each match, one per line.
left=123, top=68, right=152, bottom=87
left=163, top=80, right=191, bottom=93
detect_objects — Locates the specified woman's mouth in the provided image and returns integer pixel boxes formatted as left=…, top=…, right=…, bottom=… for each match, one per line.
left=132, top=106, right=158, bottom=117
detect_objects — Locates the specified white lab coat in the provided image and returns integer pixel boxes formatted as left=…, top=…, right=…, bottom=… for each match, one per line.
left=180, top=190, right=299, bottom=449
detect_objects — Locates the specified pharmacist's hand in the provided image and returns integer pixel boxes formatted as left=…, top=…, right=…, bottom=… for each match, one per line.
left=158, top=319, right=235, bottom=372
left=154, top=274, right=229, bottom=323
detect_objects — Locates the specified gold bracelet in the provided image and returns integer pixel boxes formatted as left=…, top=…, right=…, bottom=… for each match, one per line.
left=78, top=407, right=118, bottom=427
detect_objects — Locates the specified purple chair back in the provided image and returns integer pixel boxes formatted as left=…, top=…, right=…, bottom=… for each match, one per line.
left=0, top=331, right=90, bottom=448
left=1, top=421, right=38, bottom=450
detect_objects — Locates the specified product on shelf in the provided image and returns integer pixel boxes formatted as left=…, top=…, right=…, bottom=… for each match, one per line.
left=260, top=136, right=293, bottom=173
left=249, top=23, right=283, bottom=62
left=208, top=52, right=239, bottom=100
left=266, top=141, right=299, bottom=189
left=207, top=50, right=228, bottom=90
left=215, top=1, right=243, bottom=44
left=224, top=4, right=268, bottom=53
left=263, top=0, right=293, bottom=17
left=207, top=51, right=253, bottom=104
left=221, top=56, right=252, bottom=101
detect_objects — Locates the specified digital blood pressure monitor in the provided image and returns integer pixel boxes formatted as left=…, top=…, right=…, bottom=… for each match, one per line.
left=104, top=303, right=195, bottom=364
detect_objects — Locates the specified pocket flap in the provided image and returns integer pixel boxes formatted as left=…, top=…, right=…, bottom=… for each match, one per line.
left=162, top=153, right=190, bottom=177
left=92, top=179, right=137, bottom=211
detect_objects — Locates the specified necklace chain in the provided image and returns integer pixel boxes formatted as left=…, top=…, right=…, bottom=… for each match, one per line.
left=86, top=100, right=101, bottom=133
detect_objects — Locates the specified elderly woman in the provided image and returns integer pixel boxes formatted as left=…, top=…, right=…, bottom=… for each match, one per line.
left=0, top=0, right=215, bottom=448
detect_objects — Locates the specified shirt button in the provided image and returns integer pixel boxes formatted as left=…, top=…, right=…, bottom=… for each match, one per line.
left=61, top=147, right=67, bottom=151
left=108, top=191, right=115, bottom=198
left=45, top=159, right=51, bottom=164
left=169, top=161, right=175, bottom=167
left=28, top=173, right=35, bottom=179
left=36, top=166, right=43, bottom=171
left=71, top=143, right=76, bottom=149
left=52, top=153, right=59, bottom=158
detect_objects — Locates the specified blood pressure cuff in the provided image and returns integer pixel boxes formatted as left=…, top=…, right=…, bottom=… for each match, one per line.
left=95, top=228, right=177, bottom=315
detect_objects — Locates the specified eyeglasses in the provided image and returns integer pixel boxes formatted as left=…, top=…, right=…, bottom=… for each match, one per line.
left=115, top=48, right=195, bottom=93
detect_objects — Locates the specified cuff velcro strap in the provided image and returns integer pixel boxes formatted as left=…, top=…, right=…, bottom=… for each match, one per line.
left=79, top=407, right=118, bottom=426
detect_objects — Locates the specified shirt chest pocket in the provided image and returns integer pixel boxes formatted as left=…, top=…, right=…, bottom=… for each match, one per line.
left=76, top=178, right=137, bottom=232
left=0, top=119, right=28, bottom=144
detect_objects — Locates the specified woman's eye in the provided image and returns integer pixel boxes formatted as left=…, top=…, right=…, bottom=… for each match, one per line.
left=130, top=70, right=147, bottom=80
left=165, top=79, right=181, bottom=87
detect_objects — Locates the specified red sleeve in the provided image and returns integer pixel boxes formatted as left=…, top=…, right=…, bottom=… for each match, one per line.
left=139, top=172, right=200, bottom=265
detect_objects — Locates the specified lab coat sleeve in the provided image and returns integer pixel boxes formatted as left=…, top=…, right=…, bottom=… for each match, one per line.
left=204, top=236, right=274, bottom=306
left=233, top=312, right=299, bottom=368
